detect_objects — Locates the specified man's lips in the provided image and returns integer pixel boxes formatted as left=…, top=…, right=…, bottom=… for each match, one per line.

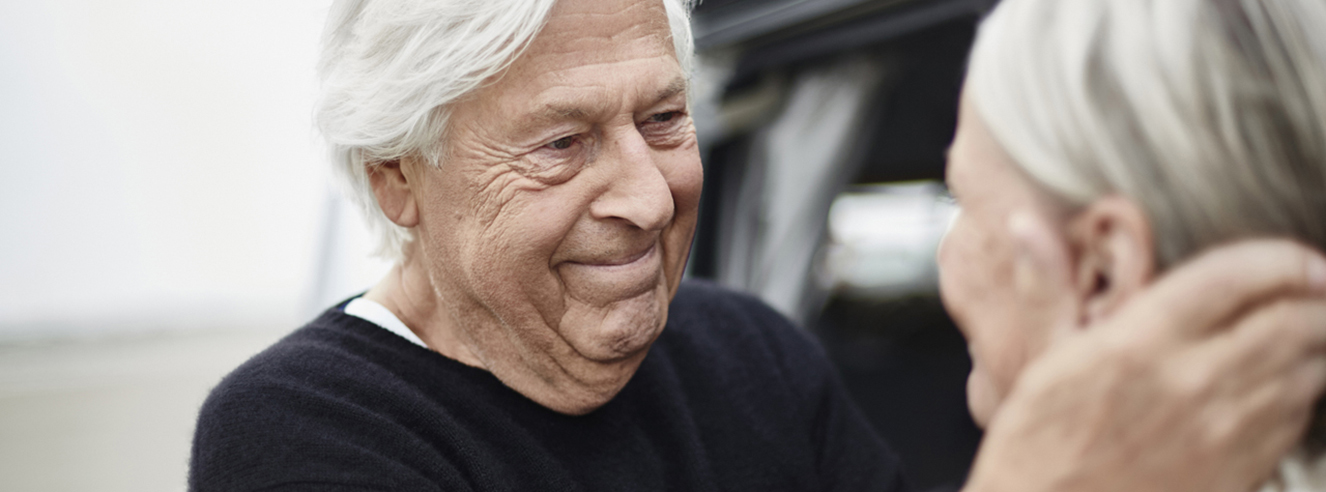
left=571, top=243, right=656, bottom=267
left=558, top=243, right=663, bottom=300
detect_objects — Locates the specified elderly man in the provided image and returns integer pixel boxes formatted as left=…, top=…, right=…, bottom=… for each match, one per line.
left=191, top=0, right=1326, bottom=490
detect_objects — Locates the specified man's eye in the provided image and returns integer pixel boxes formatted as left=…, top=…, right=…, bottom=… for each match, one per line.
left=648, top=111, right=680, bottom=123
left=546, top=136, right=576, bottom=150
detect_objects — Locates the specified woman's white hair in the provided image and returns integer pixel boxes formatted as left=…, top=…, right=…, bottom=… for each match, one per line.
left=967, top=0, right=1326, bottom=267
left=316, top=0, right=697, bottom=260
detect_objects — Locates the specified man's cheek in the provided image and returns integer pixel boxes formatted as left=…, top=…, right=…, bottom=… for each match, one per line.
left=667, top=160, right=703, bottom=207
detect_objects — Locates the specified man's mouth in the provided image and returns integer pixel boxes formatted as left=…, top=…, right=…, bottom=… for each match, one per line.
left=579, top=243, right=656, bottom=267
left=558, top=243, right=663, bottom=300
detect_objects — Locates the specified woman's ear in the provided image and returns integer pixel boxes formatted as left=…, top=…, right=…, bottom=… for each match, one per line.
left=1066, top=196, right=1155, bottom=324
left=367, top=158, right=420, bottom=228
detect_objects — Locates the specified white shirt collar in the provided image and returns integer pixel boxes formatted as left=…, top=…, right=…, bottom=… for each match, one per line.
left=343, top=297, right=429, bottom=349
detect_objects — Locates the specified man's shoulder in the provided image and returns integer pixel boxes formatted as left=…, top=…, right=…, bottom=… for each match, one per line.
left=195, top=311, right=403, bottom=440
left=206, top=310, right=397, bottom=396
left=190, top=309, right=449, bottom=490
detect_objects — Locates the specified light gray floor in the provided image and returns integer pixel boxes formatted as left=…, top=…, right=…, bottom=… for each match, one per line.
left=0, top=329, right=286, bottom=492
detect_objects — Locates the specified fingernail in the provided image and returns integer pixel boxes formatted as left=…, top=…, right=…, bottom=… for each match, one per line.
left=1310, top=257, right=1326, bottom=293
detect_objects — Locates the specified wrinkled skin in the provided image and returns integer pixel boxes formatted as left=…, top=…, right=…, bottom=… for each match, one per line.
left=364, top=0, right=701, bottom=415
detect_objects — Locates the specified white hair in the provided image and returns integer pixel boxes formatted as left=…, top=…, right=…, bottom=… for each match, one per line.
left=316, top=0, right=697, bottom=260
left=967, top=0, right=1326, bottom=268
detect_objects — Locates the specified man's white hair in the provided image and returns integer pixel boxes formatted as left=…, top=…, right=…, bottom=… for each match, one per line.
left=316, top=0, right=697, bottom=260
left=967, top=0, right=1326, bottom=267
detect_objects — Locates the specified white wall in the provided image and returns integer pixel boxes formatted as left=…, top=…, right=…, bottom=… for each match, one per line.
left=0, top=0, right=388, bottom=339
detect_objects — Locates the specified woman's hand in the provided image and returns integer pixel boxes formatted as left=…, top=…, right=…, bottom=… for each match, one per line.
left=966, top=239, right=1326, bottom=492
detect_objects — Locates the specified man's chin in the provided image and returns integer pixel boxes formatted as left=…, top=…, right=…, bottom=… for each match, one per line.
left=559, top=287, right=668, bottom=362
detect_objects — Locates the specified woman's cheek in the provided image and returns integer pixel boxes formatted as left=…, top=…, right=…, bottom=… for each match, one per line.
left=966, top=361, right=1001, bottom=428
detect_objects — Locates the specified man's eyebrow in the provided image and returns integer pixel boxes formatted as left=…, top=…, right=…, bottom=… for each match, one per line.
left=655, top=77, right=688, bottom=104
left=541, top=105, right=588, bottom=120
left=533, top=77, right=688, bottom=124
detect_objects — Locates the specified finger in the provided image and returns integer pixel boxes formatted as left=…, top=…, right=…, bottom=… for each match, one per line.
left=1191, top=303, right=1326, bottom=474
left=1225, top=299, right=1326, bottom=372
left=1230, top=396, right=1311, bottom=492
left=1231, top=357, right=1326, bottom=428
left=1121, top=239, right=1326, bottom=340
left=1204, top=359, right=1324, bottom=492
left=1230, top=360, right=1320, bottom=463
left=1288, top=357, right=1326, bottom=406
left=1189, top=300, right=1326, bottom=399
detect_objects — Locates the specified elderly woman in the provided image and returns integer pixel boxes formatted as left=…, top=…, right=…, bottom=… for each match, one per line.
left=945, top=0, right=1326, bottom=491
left=192, top=0, right=1326, bottom=490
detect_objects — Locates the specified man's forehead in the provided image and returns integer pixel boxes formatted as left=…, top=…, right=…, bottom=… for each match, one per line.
left=529, top=75, right=688, bottom=121
left=467, top=0, right=683, bottom=127
left=537, top=0, right=670, bottom=44
left=521, top=0, right=671, bottom=57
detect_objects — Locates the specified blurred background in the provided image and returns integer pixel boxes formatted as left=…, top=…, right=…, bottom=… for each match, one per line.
left=0, top=0, right=991, bottom=490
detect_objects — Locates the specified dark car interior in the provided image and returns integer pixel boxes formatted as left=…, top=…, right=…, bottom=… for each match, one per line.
left=688, top=1, right=998, bottom=489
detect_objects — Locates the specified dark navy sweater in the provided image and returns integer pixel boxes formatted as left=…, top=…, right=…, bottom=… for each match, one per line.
left=190, top=281, right=909, bottom=491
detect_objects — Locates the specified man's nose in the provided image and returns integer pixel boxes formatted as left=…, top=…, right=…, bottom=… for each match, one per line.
left=589, top=127, right=675, bottom=232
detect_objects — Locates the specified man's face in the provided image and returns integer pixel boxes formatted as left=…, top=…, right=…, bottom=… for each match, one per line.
left=405, top=0, right=701, bottom=414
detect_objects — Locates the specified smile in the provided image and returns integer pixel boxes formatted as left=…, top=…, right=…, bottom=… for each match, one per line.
left=558, top=243, right=663, bottom=299
left=582, top=243, right=656, bottom=267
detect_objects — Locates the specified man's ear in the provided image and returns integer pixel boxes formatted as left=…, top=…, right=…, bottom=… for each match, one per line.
left=367, top=159, right=420, bottom=228
left=1066, top=196, right=1155, bottom=324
